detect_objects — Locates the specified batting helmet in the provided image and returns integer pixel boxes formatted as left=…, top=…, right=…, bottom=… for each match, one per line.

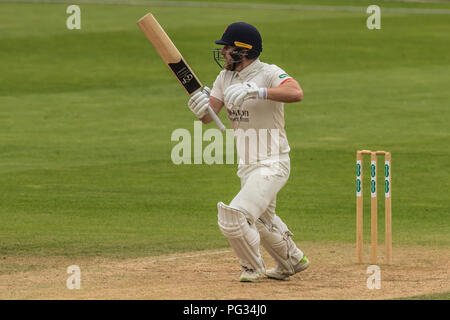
left=215, top=22, right=263, bottom=59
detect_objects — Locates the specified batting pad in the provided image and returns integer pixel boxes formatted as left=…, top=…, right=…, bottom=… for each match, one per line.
left=217, top=202, right=265, bottom=273
left=256, top=215, right=303, bottom=274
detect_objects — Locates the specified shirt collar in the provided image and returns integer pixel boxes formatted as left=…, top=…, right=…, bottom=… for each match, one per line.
left=235, top=59, right=263, bottom=79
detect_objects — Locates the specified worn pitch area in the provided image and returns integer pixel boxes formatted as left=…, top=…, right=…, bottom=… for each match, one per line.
left=1, top=242, right=448, bottom=299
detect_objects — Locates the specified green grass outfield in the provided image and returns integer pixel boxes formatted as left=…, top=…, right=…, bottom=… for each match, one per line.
left=1, top=0, right=449, bottom=267
left=395, top=291, right=450, bottom=300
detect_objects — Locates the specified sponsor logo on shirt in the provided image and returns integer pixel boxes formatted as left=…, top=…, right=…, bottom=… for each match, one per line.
left=228, top=109, right=249, bottom=122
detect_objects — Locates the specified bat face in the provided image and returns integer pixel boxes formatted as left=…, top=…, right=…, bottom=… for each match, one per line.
left=137, top=13, right=202, bottom=96
left=168, top=59, right=202, bottom=95
left=137, top=12, right=226, bottom=132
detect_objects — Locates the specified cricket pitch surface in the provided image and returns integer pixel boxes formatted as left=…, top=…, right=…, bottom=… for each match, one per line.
left=1, top=242, right=448, bottom=299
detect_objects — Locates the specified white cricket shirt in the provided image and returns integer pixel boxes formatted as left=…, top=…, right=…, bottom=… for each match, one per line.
left=210, top=59, right=293, bottom=165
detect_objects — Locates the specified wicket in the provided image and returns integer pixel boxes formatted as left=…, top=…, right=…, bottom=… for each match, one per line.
left=356, top=150, right=392, bottom=264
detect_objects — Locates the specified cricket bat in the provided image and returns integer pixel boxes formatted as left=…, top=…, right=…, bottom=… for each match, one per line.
left=137, top=13, right=226, bottom=132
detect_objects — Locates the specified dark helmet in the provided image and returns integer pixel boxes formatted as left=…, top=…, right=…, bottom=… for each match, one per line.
left=215, top=22, right=263, bottom=59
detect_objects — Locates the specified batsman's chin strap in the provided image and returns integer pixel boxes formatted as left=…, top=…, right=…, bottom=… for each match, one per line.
left=230, top=47, right=246, bottom=71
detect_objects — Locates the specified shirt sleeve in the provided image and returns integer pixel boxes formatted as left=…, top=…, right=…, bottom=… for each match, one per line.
left=266, top=64, right=294, bottom=88
left=210, top=70, right=226, bottom=102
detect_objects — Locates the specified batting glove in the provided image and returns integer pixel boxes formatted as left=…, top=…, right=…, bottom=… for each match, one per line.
left=188, top=86, right=211, bottom=119
left=224, top=82, right=267, bottom=109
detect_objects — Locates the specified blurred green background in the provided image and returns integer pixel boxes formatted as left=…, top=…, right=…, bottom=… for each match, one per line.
left=0, top=0, right=449, bottom=259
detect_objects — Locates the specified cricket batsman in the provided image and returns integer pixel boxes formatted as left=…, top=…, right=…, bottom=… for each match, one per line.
left=187, top=22, right=309, bottom=282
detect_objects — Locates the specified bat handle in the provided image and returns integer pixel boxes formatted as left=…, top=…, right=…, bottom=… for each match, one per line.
left=207, top=106, right=226, bottom=132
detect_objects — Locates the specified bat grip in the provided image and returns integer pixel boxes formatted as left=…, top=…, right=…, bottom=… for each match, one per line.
left=207, top=107, right=226, bottom=132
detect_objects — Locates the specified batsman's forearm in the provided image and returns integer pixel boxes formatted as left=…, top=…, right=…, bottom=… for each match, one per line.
left=200, top=112, right=214, bottom=124
left=200, top=106, right=216, bottom=123
left=201, top=97, right=225, bottom=125
left=201, top=106, right=226, bottom=131
left=267, top=80, right=303, bottom=103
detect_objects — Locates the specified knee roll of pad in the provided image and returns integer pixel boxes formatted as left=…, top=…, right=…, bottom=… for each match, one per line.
left=217, top=202, right=265, bottom=273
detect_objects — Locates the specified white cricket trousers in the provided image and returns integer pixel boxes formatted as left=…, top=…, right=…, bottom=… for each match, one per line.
left=230, top=153, right=291, bottom=222
left=229, top=153, right=304, bottom=268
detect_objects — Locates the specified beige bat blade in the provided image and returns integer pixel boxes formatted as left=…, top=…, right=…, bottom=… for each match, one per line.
left=137, top=13, right=225, bottom=131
